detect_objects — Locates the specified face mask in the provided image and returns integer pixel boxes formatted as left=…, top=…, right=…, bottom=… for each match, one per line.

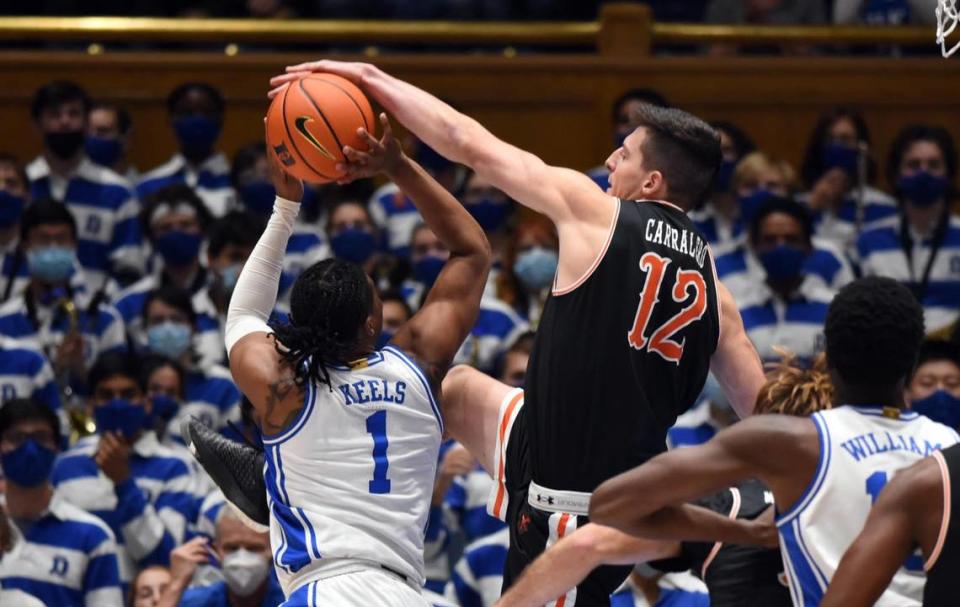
left=331, top=228, right=376, bottom=264
left=715, top=159, right=736, bottom=193
left=822, top=142, right=859, bottom=178
left=147, top=321, right=192, bottom=360
left=897, top=171, right=948, bottom=208
left=239, top=180, right=276, bottom=216
left=738, top=189, right=776, bottom=225
left=912, top=390, right=960, bottom=429
left=94, top=398, right=147, bottom=440
left=376, top=330, right=394, bottom=349
left=154, top=230, right=202, bottom=267
left=173, top=115, right=221, bottom=159
left=222, top=548, right=270, bottom=597
left=0, top=190, right=25, bottom=228
left=84, top=136, right=122, bottom=167
left=44, top=130, right=85, bottom=160
left=1, top=438, right=56, bottom=487
left=218, top=264, right=242, bottom=294
left=27, top=246, right=76, bottom=284
left=514, top=246, right=559, bottom=291
left=413, top=255, right=446, bottom=286
left=150, top=394, right=181, bottom=424
left=613, top=131, right=629, bottom=150
left=759, top=244, right=808, bottom=283
left=466, top=198, right=511, bottom=232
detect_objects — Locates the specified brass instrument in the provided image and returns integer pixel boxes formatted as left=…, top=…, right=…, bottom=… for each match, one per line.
left=52, top=295, right=96, bottom=443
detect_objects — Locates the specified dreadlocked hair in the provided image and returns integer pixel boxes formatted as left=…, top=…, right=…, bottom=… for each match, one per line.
left=270, top=258, right=373, bottom=390
left=755, top=349, right=834, bottom=417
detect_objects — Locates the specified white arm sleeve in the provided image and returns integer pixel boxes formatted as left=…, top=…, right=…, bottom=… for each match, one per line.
left=224, top=196, right=299, bottom=356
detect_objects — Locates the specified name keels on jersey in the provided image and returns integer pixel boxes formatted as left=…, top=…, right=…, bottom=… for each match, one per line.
left=338, top=379, right=407, bottom=406
left=645, top=218, right=708, bottom=269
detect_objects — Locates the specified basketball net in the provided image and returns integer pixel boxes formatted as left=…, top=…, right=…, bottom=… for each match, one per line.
left=936, top=0, right=960, bottom=57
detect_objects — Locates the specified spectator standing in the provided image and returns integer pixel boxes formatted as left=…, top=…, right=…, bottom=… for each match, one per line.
left=86, top=102, right=138, bottom=183
left=0, top=335, right=62, bottom=417
left=0, top=154, right=32, bottom=303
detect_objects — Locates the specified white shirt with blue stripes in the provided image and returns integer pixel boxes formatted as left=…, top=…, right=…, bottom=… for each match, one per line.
left=137, top=153, right=236, bottom=218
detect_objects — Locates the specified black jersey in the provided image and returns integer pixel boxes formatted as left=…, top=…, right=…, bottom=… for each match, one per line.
left=526, top=199, right=721, bottom=492
left=924, top=443, right=960, bottom=606
left=654, top=479, right=791, bottom=607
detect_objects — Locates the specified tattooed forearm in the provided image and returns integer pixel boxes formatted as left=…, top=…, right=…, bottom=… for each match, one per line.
left=262, top=375, right=301, bottom=433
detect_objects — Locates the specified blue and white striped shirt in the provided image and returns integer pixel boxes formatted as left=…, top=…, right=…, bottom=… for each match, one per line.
left=797, top=186, right=898, bottom=256
left=368, top=182, right=422, bottom=258
left=689, top=204, right=744, bottom=257
left=586, top=165, right=609, bottom=192
left=27, top=156, right=144, bottom=287
left=445, top=528, right=509, bottom=607
left=445, top=465, right=507, bottom=545
left=163, top=365, right=241, bottom=446
left=858, top=215, right=960, bottom=333
left=0, top=240, right=29, bottom=304
left=51, top=431, right=205, bottom=583
left=275, top=221, right=330, bottom=315
left=0, top=336, right=62, bottom=415
left=667, top=401, right=719, bottom=450
left=137, top=153, right=236, bottom=218
left=0, top=493, right=124, bottom=607
left=738, top=277, right=834, bottom=362
left=453, top=296, right=530, bottom=374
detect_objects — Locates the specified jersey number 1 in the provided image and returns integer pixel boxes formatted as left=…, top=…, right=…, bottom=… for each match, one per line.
left=366, top=411, right=392, bottom=494
left=627, top=252, right=708, bottom=363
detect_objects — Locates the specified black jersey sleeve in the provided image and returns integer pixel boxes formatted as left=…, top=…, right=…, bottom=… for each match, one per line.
left=648, top=488, right=735, bottom=574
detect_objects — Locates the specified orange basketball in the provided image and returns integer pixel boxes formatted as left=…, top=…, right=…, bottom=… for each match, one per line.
left=266, top=74, right=375, bottom=184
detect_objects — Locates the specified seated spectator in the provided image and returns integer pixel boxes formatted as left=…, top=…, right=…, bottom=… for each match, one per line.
left=798, top=108, right=897, bottom=255
left=115, top=185, right=213, bottom=349
left=588, top=89, right=670, bottom=192
left=494, top=214, right=558, bottom=326
left=445, top=527, right=510, bottom=607
left=192, top=211, right=264, bottom=367
left=132, top=565, right=172, bottom=607
left=0, top=154, right=31, bottom=302
left=52, top=352, right=204, bottom=584
left=858, top=124, right=960, bottom=334
left=379, top=290, right=412, bottom=348
left=0, top=335, right=62, bottom=418
left=139, top=353, right=186, bottom=443
left=459, top=169, right=515, bottom=269
left=0, top=200, right=126, bottom=392
left=667, top=373, right=738, bottom=449
left=86, top=101, right=138, bottom=183
left=611, top=569, right=710, bottom=607
left=163, top=508, right=283, bottom=607
left=906, top=339, right=960, bottom=429
left=834, top=0, right=939, bottom=25
left=496, top=331, right=534, bottom=388
left=26, top=80, right=143, bottom=288
left=141, top=286, right=241, bottom=444
left=722, top=197, right=835, bottom=362
left=0, top=398, right=124, bottom=606
left=138, top=83, right=235, bottom=217
left=730, top=150, right=796, bottom=228
left=326, top=197, right=382, bottom=286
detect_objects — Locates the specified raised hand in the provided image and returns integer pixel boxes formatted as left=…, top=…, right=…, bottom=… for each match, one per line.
left=95, top=432, right=132, bottom=484
left=264, top=117, right=304, bottom=202
left=336, top=113, right=404, bottom=184
left=268, top=60, right=372, bottom=99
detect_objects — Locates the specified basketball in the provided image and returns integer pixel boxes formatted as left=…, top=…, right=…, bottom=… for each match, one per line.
left=265, top=73, right=375, bottom=183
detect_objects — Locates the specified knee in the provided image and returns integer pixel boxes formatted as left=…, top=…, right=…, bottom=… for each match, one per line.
left=443, top=364, right=478, bottom=394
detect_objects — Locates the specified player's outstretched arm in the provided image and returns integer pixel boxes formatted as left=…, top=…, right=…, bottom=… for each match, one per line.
left=495, top=524, right=680, bottom=607
left=820, top=457, right=942, bottom=607
left=710, top=280, right=765, bottom=418
left=270, top=61, right=610, bottom=228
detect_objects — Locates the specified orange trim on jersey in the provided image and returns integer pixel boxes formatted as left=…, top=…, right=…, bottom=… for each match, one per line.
left=645, top=198, right=686, bottom=213
left=926, top=451, right=951, bottom=571
left=553, top=197, right=620, bottom=296
left=554, top=513, right=573, bottom=607
left=707, top=244, right=723, bottom=349
left=492, top=391, right=525, bottom=519
left=701, top=487, right=742, bottom=579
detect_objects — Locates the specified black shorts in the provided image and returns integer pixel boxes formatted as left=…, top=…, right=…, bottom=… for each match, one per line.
left=488, top=389, right=632, bottom=606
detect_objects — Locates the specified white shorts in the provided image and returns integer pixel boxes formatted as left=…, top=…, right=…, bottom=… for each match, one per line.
left=282, top=569, right=430, bottom=606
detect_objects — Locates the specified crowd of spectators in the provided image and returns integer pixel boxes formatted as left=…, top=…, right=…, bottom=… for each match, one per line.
left=0, top=76, right=958, bottom=607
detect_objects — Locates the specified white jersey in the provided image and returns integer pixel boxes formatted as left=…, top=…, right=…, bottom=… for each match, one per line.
left=262, top=345, right=443, bottom=597
left=777, top=406, right=960, bottom=607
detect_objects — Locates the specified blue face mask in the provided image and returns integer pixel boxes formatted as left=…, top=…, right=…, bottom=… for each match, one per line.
left=149, top=394, right=181, bottom=424
left=94, top=398, right=148, bottom=440
left=897, top=171, right=948, bottom=208
left=154, top=230, right=202, bottom=267
left=514, top=246, right=559, bottom=291
left=331, top=228, right=376, bottom=264
left=912, top=390, right=960, bottom=429
left=376, top=330, right=394, bottom=349
left=240, top=180, right=276, bottom=216
left=1, top=438, right=56, bottom=487
left=715, top=159, right=736, bottom=193
left=147, top=321, right=193, bottom=360
left=613, top=131, right=629, bottom=150
left=27, top=246, right=76, bottom=284
left=414, top=255, right=446, bottom=286
left=466, top=198, right=511, bottom=232
left=0, top=190, right=25, bottom=228
left=173, top=115, right=221, bottom=159
left=822, top=142, right=859, bottom=178
left=84, top=136, right=123, bottom=167
left=759, top=244, right=808, bottom=283
left=218, top=264, right=242, bottom=294
left=739, top=189, right=776, bottom=225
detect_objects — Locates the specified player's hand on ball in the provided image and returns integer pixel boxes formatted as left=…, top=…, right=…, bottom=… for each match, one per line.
left=268, top=60, right=372, bottom=98
left=265, top=119, right=304, bottom=202
left=337, top=113, right=404, bottom=184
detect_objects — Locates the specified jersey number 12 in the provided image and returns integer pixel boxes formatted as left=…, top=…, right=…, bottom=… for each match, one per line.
left=627, top=252, right=708, bottom=363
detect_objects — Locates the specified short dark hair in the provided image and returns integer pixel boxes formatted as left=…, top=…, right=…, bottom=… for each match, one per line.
left=612, top=88, right=669, bottom=124
left=632, top=103, right=721, bottom=209
left=140, top=184, right=213, bottom=242
left=0, top=398, right=61, bottom=448
left=209, top=211, right=264, bottom=259
left=89, top=101, right=132, bottom=136
left=379, top=290, right=412, bottom=321
left=825, top=277, right=925, bottom=387
left=748, top=197, right=814, bottom=246
left=31, top=80, right=90, bottom=121
left=167, top=82, right=225, bottom=117
left=886, top=124, right=958, bottom=191
left=138, top=353, right=186, bottom=399
left=143, top=286, right=197, bottom=327
left=0, top=153, right=29, bottom=194
left=88, top=351, right=144, bottom=393
left=20, top=198, right=77, bottom=242
left=710, top=121, right=756, bottom=161
left=916, top=339, right=960, bottom=370
left=801, top=107, right=876, bottom=187
left=230, top=142, right=266, bottom=188
left=273, top=258, right=374, bottom=390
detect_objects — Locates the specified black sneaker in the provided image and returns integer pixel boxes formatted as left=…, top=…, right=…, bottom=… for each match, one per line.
left=181, top=417, right=270, bottom=532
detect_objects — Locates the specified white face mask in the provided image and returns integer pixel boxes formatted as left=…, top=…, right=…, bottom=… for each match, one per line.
left=222, top=548, right=270, bottom=597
